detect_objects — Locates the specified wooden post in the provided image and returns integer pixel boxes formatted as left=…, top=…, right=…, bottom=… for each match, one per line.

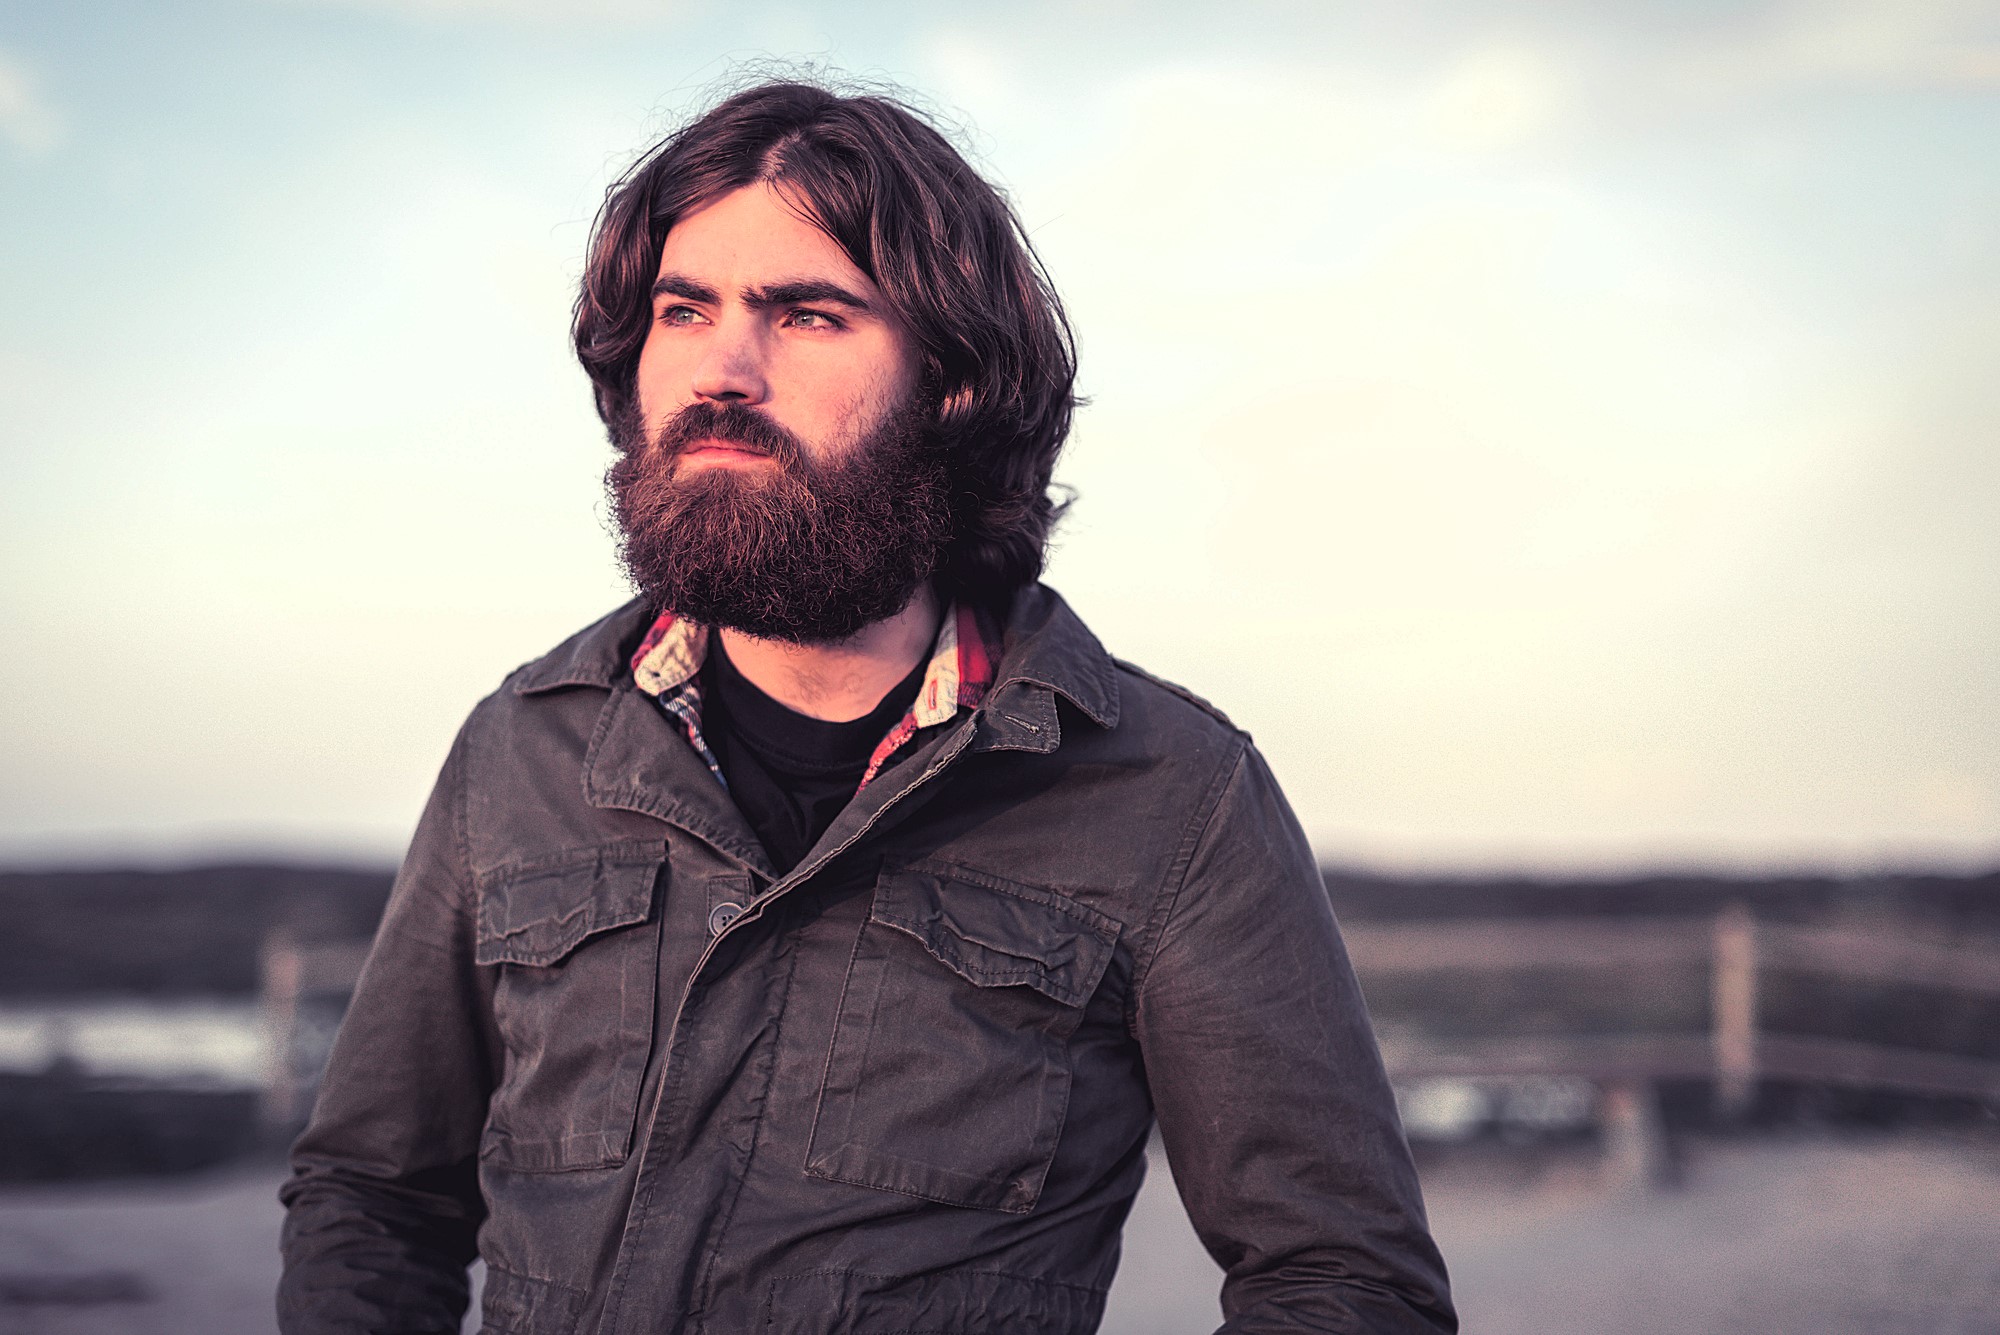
left=1599, top=1078, right=1671, bottom=1192
left=1711, top=902, right=1758, bottom=1120
left=260, top=931, right=303, bottom=1132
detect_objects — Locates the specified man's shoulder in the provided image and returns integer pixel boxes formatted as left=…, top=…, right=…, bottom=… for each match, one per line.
left=456, top=600, right=650, bottom=741
left=1108, top=657, right=1242, bottom=739
left=1004, top=584, right=1246, bottom=753
left=493, top=598, right=653, bottom=701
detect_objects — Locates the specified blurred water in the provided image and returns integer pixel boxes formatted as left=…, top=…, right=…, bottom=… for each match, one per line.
left=0, top=1003, right=265, bottom=1088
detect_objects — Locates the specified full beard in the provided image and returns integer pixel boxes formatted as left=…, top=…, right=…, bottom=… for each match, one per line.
left=606, top=396, right=953, bottom=644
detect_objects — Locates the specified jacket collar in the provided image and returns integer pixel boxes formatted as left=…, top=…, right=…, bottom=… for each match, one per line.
left=510, top=599, right=652, bottom=695
left=979, top=583, right=1120, bottom=735
left=511, top=584, right=1121, bottom=738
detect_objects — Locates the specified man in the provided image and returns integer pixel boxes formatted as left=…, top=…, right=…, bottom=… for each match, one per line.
left=279, top=80, right=1454, bottom=1334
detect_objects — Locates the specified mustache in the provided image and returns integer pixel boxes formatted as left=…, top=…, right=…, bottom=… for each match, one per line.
left=655, top=401, right=809, bottom=470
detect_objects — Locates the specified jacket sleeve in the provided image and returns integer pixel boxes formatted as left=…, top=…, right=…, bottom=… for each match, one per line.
left=278, top=725, right=501, bottom=1334
left=1133, top=740, right=1456, bottom=1334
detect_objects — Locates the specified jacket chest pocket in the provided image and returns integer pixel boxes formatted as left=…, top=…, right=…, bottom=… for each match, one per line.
left=474, top=847, right=664, bottom=1172
left=805, top=864, right=1119, bottom=1214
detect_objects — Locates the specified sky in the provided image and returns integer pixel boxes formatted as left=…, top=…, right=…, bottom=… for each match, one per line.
left=2, top=0, right=1996, bottom=873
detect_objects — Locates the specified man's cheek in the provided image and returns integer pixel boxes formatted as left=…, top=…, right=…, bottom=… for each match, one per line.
left=828, top=390, right=894, bottom=458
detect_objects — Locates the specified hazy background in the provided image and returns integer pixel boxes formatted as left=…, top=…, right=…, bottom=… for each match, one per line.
left=3, top=0, right=1996, bottom=874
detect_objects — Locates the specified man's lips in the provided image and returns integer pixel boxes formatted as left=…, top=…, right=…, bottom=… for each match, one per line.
left=679, top=439, right=774, bottom=466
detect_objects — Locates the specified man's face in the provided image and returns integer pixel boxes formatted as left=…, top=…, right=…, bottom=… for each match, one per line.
left=635, top=181, right=920, bottom=470
left=608, top=182, right=953, bottom=643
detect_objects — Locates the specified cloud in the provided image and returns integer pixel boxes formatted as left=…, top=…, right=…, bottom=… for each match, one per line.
left=1000, top=32, right=2000, bottom=868
left=1774, top=0, right=2000, bottom=87
left=0, top=48, right=61, bottom=154
left=1418, top=44, right=1571, bottom=151
left=1649, top=0, right=2000, bottom=98
left=250, top=0, right=688, bottom=23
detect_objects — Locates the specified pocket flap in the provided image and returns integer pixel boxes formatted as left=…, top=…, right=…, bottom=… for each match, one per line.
left=870, top=866, right=1119, bottom=1008
left=475, top=847, right=663, bottom=967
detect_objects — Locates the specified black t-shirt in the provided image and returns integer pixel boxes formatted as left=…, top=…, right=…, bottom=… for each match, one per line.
left=701, top=637, right=927, bottom=875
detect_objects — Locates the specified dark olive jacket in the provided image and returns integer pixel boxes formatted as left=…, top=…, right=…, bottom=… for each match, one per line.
left=278, top=586, right=1455, bottom=1334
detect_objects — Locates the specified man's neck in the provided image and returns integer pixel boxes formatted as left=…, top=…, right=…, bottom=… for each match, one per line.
left=716, top=585, right=943, bottom=723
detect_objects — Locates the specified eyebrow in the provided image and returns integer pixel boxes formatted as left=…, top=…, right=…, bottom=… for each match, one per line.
left=651, top=273, right=720, bottom=304
left=650, top=272, right=874, bottom=313
left=747, top=279, right=873, bottom=312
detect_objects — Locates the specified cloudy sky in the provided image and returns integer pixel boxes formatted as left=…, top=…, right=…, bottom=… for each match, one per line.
left=2, top=0, right=1995, bottom=872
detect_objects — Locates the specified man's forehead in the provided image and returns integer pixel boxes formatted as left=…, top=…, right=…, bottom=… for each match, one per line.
left=655, top=182, right=874, bottom=293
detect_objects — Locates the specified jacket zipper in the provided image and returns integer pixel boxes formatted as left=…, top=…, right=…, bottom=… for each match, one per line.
left=600, top=717, right=981, bottom=1335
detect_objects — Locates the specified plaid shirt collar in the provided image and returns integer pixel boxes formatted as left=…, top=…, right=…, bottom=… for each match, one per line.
left=629, top=601, right=999, bottom=792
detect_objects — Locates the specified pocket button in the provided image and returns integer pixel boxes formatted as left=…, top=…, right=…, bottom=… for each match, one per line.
left=708, top=901, right=745, bottom=936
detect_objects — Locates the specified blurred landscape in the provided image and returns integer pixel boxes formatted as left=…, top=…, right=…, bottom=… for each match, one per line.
left=0, top=861, right=1994, bottom=1333
left=4, top=3, right=1996, bottom=1331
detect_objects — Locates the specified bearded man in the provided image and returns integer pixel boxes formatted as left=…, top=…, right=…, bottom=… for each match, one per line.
left=278, top=81, right=1455, bottom=1335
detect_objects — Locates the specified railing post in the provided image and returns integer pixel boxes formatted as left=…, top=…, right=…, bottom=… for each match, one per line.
left=260, top=930, right=303, bottom=1133
left=1600, top=1078, right=1672, bottom=1192
left=1711, top=902, right=1758, bottom=1120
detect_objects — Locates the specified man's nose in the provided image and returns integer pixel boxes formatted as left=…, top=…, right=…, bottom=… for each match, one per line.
left=690, top=319, right=770, bottom=405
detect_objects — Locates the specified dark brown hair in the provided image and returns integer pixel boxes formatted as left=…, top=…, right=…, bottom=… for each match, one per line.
left=574, top=80, right=1077, bottom=601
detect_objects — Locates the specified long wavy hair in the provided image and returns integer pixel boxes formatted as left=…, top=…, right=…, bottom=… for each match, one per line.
left=574, top=80, right=1077, bottom=602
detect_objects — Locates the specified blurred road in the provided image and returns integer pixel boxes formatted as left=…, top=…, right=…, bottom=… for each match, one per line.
left=0, top=1133, right=1995, bottom=1333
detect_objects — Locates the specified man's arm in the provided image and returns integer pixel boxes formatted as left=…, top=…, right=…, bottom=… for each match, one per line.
left=1132, top=741, right=1456, bottom=1334
left=278, top=728, right=500, bottom=1334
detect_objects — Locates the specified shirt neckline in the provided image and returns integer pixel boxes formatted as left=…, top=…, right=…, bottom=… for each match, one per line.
left=706, top=635, right=926, bottom=777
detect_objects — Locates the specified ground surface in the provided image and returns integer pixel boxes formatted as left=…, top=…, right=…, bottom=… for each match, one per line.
left=0, top=1133, right=1995, bottom=1333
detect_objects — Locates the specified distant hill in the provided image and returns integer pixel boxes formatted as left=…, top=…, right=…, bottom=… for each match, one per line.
left=0, top=865, right=393, bottom=998
left=0, top=862, right=1992, bottom=999
left=1321, top=866, right=2000, bottom=929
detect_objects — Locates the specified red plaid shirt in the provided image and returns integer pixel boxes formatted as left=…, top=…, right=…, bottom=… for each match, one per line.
left=629, top=602, right=1000, bottom=792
